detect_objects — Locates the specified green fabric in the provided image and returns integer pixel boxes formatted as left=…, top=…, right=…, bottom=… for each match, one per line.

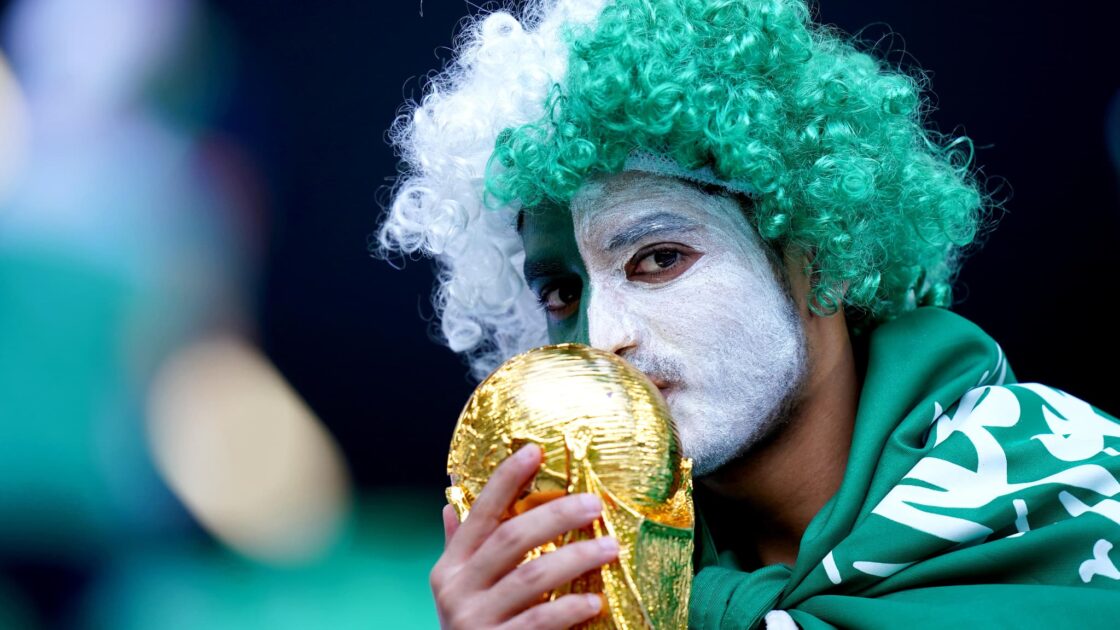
left=690, top=308, right=1120, bottom=628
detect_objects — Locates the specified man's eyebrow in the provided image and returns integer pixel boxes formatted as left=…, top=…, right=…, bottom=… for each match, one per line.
left=605, top=211, right=700, bottom=251
left=523, top=258, right=569, bottom=285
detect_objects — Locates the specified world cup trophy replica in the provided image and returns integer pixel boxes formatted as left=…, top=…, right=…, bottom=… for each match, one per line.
left=446, top=344, right=694, bottom=629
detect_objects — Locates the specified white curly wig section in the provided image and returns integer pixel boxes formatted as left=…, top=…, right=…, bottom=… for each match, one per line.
left=379, top=0, right=608, bottom=380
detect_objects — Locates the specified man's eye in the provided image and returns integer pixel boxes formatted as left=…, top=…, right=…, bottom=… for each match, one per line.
left=635, top=250, right=680, bottom=274
left=627, top=244, right=700, bottom=283
left=538, top=280, right=580, bottom=320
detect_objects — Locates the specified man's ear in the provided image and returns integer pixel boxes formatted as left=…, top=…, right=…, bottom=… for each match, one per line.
left=780, top=246, right=815, bottom=318
left=782, top=246, right=847, bottom=320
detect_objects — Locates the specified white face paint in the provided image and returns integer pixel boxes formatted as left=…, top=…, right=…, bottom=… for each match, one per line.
left=569, top=172, right=808, bottom=476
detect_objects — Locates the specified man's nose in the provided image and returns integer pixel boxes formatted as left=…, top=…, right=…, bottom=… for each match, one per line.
left=586, top=288, right=639, bottom=357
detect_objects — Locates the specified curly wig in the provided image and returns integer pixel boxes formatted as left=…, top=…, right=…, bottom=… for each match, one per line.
left=380, top=0, right=987, bottom=379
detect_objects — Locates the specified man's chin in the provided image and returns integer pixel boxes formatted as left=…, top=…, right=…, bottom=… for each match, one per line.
left=685, top=446, right=734, bottom=478
left=673, top=413, right=779, bottom=478
left=675, top=426, right=740, bottom=478
left=685, top=436, right=761, bottom=479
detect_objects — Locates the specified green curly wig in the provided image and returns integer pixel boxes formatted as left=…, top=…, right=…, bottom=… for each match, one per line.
left=486, top=0, right=988, bottom=325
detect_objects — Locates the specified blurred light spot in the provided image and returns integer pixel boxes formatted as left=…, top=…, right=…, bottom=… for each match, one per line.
left=147, top=338, right=352, bottom=564
left=4, top=0, right=191, bottom=118
left=0, top=52, right=29, bottom=202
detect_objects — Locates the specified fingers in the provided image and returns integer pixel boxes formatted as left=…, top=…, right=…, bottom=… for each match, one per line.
left=512, top=489, right=567, bottom=516
left=445, top=444, right=541, bottom=562
left=498, top=593, right=604, bottom=630
left=486, top=536, right=618, bottom=619
left=443, top=504, right=460, bottom=548
left=471, top=493, right=604, bottom=584
left=432, top=443, right=614, bottom=630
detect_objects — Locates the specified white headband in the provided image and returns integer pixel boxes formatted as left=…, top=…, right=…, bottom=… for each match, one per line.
left=623, top=150, right=758, bottom=198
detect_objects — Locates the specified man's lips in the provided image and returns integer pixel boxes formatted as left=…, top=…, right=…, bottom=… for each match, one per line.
left=631, top=362, right=677, bottom=397
left=648, top=377, right=673, bottom=396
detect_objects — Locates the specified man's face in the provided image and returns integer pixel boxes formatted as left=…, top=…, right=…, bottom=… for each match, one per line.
left=520, top=172, right=808, bottom=476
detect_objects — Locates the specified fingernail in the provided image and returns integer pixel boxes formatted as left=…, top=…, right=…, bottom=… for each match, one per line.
left=586, top=593, right=602, bottom=614
left=578, top=494, right=602, bottom=514
left=516, top=444, right=539, bottom=462
left=597, top=536, right=618, bottom=554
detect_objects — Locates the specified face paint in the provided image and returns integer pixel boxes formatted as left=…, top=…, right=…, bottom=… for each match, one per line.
left=519, top=200, right=591, bottom=345
left=522, top=171, right=808, bottom=476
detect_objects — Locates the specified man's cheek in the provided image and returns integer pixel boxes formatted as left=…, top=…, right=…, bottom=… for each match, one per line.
left=628, top=287, right=712, bottom=342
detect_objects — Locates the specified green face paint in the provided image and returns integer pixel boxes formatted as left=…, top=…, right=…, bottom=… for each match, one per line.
left=519, top=204, right=590, bottom=345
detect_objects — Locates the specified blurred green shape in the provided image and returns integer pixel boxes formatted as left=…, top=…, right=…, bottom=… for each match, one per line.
left=78, top=493, right=444, bottom=630
left=0, top=249, right=133, bottom=550
left=0, top=579, right=37, bottom=630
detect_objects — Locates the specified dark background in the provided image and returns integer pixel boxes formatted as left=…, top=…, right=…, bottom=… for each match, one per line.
left=216, top=0, right=1120, bottom=493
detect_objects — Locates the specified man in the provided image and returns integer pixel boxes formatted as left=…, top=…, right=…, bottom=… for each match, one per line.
left=379, top=0, right=1120, bottom=627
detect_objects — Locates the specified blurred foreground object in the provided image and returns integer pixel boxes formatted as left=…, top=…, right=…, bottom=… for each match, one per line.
left=78, top=495, right=442, bottom=630
left=147, top=338, right=352, bottom=564
left=0, top=0, right=255, bottom=556
left=447, top=344, right=693, bottom=629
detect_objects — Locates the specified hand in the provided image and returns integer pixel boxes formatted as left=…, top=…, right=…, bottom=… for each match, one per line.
left=430, top=444, right=619, bottom=629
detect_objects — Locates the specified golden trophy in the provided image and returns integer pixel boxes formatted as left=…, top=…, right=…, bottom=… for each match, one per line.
left=446, top=344, right=693, bottom=629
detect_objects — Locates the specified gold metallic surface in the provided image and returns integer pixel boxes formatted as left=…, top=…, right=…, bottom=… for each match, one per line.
left=447, top=344, right=693, bottom=629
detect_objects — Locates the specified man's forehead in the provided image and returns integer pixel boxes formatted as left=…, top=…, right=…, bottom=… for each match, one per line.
left=570, top=172, right=717, bottom=221
left=517, top=171, right=742, bottom=240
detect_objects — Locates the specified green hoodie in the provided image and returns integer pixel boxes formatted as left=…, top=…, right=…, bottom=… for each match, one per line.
left=690, top=308, right=1120, bottom=629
